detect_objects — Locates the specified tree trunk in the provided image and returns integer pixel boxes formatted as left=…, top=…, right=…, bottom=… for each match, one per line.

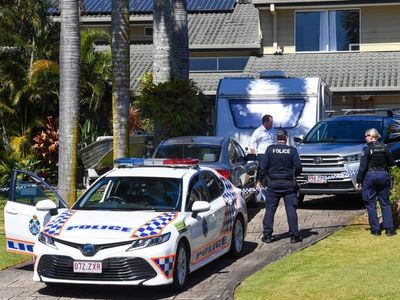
left=153, top=0, right=174, bottom=84
left=58, top=0, right=80, bottom=206
left=111, top=0, right=130, bottom=160
left=172, top=0, right=189, bottom=80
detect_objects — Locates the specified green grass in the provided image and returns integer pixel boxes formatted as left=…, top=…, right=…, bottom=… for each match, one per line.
left=235, top=218, right=400, bottom=300
left=0, top=193, right=32, bottom=270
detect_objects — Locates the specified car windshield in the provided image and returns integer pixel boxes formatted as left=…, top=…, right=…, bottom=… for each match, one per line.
left=73, top=177, right=182, bottom=211
left=155, top=144, right=221, bottom=162
left=303, top=120, right=383, bottom=143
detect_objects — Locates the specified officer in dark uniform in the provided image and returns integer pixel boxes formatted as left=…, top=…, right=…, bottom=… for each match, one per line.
left=356, top=128, right=396, bottom=236
left=258, top=129, right=303, bottom=243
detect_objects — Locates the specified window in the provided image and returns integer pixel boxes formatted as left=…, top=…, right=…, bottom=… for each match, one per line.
left=75, top=177, right=181, bottom=211
left=144, top=27, right=153, bottom=37
left=385, top=119, right=400, bottom=144
left=202, top=171, right=223, bottom=201
left=13, top=174, right=60, bottom=206
left=229, top=99, right=306, bottom=129
left=304, top=120, right=383, bottom=143
left=154, top=144, right=221, bottom=162
left=186, top=175, right=208, bottom=210
left=189, top=57, right=248, bottom=72
left=296, top=9, right=360, bottom=52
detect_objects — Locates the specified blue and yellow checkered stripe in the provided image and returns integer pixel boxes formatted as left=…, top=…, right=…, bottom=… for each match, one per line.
left=43, top=210, right=76, bottom=236
left=132, top=212, right=178, bottom=238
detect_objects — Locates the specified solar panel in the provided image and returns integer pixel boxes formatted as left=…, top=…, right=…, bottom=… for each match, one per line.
left=78, top=0, right=236, bottom=14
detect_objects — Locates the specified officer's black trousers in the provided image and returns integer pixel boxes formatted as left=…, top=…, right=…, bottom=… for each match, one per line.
left=362, top=170, right=394, bottom=232
left=263, top=182, right=299, bottom=237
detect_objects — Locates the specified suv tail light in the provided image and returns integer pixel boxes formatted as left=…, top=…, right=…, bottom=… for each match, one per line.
left=216, top=169, right=231, bottom=179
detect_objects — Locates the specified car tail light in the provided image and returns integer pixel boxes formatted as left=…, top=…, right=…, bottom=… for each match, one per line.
left=216, top=169, right=231, bottom=179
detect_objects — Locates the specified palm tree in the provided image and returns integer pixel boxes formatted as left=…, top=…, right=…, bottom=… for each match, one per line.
left=111, top=0, right=130, bottom=160
left=153, top=0, right=174, bottom=84
left=31, top=28, right=113, bottom=142
left=58, top=0, right=80, bottom=206
left=172, top=0, right=189, bottom=80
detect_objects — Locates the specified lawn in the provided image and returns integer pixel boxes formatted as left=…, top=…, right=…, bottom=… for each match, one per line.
left=0, top=193, right=31, bottom=270
left=235, top=217, right=400, bottom=300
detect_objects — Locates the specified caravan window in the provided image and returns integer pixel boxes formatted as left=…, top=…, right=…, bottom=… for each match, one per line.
left=228, top=99, right=306, bottom=129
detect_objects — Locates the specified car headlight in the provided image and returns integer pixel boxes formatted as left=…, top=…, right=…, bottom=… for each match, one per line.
left=127, top=232, right=171, bottom=251
left=344, top=153, right=362, bottom=162
left=38, top=232, right=57, bottom=249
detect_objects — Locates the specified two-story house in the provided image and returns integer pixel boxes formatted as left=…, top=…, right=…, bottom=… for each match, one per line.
left=78, top=0, right=400, bottom=121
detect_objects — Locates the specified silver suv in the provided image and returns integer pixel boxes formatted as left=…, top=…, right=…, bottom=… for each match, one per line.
left=294, top=109, right=400, bottom=204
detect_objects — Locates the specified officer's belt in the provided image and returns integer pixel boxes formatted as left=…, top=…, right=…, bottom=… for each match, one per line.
left=269, top=178, right=292, bottom=182
left=368, top=167, right=386, bottom=171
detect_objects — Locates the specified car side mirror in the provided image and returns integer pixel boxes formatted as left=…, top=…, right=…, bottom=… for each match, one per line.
left=294, top=137, right=303, bottom=143
left=36, top=199, right=58, bottom=216
left=191, top=201, right=211, bottom=218
left=36, top=199, right=57, bottom=211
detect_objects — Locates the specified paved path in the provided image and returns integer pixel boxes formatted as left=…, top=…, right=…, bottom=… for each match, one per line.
left=0, top=195, right=365, bottom=300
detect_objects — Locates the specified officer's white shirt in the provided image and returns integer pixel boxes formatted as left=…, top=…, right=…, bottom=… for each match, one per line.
left=249, top=125, right=276, bottom=154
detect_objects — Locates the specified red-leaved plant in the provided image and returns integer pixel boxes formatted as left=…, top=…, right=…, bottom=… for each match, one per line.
left=32, top=116, right=59, bottom=168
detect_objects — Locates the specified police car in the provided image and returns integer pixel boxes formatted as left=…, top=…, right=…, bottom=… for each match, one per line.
left=4, top=158, right=247, bottom=290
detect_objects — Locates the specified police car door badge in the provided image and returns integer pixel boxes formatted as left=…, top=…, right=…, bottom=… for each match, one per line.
left=29, top=215, right=41, bottom=236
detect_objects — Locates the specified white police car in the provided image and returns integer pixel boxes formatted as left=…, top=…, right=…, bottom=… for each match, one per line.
left=4, top=158, right=247, bottom=290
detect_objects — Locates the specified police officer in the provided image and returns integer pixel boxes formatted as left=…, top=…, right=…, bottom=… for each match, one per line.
left=356, top=128, right=396, bottom=236
left=259, top=129, right=303, bottom=243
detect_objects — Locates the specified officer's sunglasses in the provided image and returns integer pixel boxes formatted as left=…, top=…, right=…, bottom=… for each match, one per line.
left=365, top=134, right=371, bottom=137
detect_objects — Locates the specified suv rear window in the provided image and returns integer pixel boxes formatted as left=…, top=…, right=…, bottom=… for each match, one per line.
left=155, top=145, right=221, bottom=162
left=304, top=120, right=383, bottom=143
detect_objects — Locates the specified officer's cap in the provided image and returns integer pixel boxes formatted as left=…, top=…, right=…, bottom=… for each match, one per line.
left=276, top=128, right=288, bottom=137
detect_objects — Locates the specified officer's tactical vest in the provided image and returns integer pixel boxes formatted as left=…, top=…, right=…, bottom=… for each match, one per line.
left=367, top=142, right=388, bottom=170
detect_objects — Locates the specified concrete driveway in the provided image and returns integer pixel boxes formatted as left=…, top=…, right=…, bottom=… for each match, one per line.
left=0, top=195, right=365, bottom=300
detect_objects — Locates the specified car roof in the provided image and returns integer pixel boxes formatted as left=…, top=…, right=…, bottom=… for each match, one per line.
left=159, top=136, right=228, bottom=146
left=105, top=166, right=196, bottom=179
left=322, top=114, right=391, bottom=122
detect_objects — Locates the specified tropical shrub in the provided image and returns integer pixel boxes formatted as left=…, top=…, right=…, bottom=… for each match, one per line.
left=389, top=166, right=400, bottom=227
left=135, top=74, right=208, bottom=140
left=0, top=152, right=43, bottom=186
left=32, top=116, right=59, bottom=174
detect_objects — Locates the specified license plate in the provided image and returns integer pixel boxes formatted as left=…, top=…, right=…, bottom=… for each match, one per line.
left=308, top=175, right=327, bottom=184
left=73, top=261, right=102, bottom=273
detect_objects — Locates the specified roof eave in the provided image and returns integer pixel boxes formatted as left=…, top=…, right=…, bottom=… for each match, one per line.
left=253, top=0, right=400, bottom=8
left=190, top=44, right=261, bottom=50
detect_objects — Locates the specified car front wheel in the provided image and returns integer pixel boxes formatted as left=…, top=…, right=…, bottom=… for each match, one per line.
left=172, top=241, right=189, bottom=291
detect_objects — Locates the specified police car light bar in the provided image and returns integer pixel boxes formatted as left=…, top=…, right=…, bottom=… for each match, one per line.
left=114, top=158, right=199, bottom=168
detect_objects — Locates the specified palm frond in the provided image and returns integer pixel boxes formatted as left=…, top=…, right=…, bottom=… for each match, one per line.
left=30, top=59, right=60, bottom=77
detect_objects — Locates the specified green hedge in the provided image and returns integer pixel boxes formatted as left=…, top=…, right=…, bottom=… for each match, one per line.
left=389, top=166, right=400, bottom=228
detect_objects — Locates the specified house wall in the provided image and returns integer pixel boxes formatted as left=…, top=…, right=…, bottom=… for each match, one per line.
left=332, top=95, right=400, bottom=111
left=361, top=6, right=400, bottom=51
left=260, top=5, right=400, bottom=54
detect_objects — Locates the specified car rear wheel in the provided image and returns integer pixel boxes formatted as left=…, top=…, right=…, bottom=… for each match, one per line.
left=173, top=241, right=189, bottom=291
left=229, top=217, right=244, bottom=257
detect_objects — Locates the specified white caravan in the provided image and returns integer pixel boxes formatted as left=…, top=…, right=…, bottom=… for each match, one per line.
left=215, top=70, right=332, bottom=149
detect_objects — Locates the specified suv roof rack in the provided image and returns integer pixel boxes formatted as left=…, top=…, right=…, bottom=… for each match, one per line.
left=325, top=110, right=336, bottom=117
left=342, top=108, right=400, bottom=117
